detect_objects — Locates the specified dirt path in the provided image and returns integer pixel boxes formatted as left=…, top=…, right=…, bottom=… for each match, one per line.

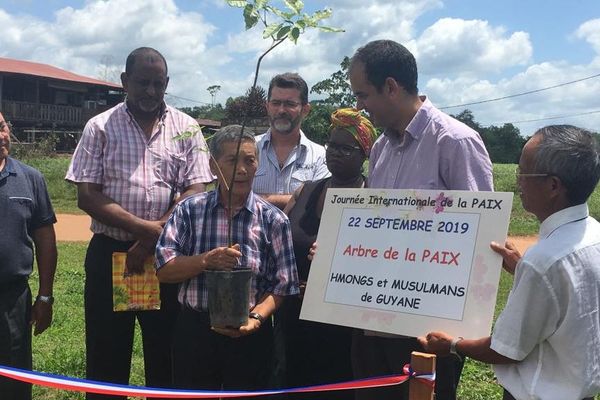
left=55, top=214, right=539, bottom=252
left=55, top=214, right=92, bottom=242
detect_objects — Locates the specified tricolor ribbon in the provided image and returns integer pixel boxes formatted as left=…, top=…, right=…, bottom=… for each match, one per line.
left=0, top=364, right=435, bottom=398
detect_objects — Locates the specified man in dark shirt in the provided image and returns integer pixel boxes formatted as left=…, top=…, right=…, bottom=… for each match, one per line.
left=0, top=111, right=57, bottom=400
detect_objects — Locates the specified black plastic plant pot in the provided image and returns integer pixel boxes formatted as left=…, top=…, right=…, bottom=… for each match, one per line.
left=205, top=268, right=252, bottom=328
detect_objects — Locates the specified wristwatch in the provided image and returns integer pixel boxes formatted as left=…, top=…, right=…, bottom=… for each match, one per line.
left=450, top=336, right=464, bottom=359
left=249, top=312, right=265, bottom=325
left=36, top=295, right=54, bottom=305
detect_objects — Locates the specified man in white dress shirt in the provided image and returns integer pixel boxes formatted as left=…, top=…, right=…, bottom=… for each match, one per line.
left=419, top=124, right=600, bottom=400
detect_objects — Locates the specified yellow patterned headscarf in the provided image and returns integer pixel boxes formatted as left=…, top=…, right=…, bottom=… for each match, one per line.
left=329, top=108, right=378, bottom=156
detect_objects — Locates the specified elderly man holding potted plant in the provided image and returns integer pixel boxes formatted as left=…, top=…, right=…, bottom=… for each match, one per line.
left=155, top=124, right=299, bottom=392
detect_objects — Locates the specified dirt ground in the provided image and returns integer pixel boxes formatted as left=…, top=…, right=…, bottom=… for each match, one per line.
left=55, top=214, right=93, bottom=241
left=54, top=214, right=539, bottom=253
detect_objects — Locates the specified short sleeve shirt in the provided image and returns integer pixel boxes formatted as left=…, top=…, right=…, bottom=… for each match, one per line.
left=491, top=204, right=600, bottom=400
left=0, top=157, right=56, bottom=281
left=253, top=129, right=330, bottom=195
left=66, top=102, right=213, bottom=241
left=155, top=190, right=300, bottom=311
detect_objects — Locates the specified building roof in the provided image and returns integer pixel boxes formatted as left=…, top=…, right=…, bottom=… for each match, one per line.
left=0, top=57, right=122, bottom=89
left=196, top=118, right=222, bottom=128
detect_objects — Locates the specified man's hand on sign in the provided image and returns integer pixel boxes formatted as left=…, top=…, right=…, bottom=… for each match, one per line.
left=490, top=240, right=521, bottom=275
left=204, top=244, right=242, bottom=271
left=307, top=242, right=318, bottom=261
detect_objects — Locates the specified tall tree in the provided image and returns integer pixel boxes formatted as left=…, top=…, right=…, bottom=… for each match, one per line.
left=453, top=109, right=526, bottom=163
left=207, top=85, right=221, bottom=106
left=311, top=56, right=354, bottom=107
left=224, top=86, right=267, bottom=123
left=302, top=102, right=335, bottom=145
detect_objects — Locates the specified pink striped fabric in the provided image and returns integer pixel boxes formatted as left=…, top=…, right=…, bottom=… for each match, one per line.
left=66, top=102, right=213, bottom=241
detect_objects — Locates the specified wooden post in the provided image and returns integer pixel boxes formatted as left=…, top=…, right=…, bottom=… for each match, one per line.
left=409, top=351, right=436, bottom=400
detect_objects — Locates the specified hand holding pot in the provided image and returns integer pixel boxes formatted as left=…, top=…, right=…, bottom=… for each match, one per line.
left=212, top=317, right=261, bottom=338
left=204, top=244, right=242, bottom=271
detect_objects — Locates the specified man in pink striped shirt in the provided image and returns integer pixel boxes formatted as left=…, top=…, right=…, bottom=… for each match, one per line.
left=349, top=40, right=493, bottom=400
left=66, top=47, right=212, bottom=399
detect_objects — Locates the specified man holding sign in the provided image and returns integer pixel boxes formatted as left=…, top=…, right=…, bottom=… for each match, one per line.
left=348, top=39, right=493, bottom=400
left=420, top=125, right=600, bottom=400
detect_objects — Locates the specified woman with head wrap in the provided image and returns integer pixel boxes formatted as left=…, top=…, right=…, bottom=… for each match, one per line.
left=278, top=108, right=378, bottom=399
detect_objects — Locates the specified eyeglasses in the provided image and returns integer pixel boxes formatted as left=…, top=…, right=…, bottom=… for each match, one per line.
left=324, top=142, right=363, bottom=157
left=515, top=167, right=549, bottom=179
left=268, top=99, right=302, bottom=109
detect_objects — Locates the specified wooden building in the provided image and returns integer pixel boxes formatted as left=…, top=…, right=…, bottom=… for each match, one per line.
left=0, top=56, right=123, bottom=147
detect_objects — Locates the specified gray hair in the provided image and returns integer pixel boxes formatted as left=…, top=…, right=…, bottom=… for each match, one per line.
left=268, top=73, right=309, bottom=104
left=533, top=125, right=600, bottom=205
left=209, top=125, right=256, bottom=160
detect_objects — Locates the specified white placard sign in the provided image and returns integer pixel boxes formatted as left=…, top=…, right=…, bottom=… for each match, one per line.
left=300, top=188, right=513, bottom=338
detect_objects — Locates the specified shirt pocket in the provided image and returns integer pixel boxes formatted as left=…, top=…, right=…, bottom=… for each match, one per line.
left=9, top=196, right=34, bottom=221
left=152, top=149, right=186, bottom=189
left=290, top=168, right=312, bottom=189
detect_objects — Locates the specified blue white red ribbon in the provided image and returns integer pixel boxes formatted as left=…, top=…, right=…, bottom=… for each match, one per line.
left=0, top=364, right=435, bottom=398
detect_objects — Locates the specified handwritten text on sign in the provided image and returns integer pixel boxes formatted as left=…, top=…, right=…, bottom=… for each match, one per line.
left=301, top=189, right=513, bottom=338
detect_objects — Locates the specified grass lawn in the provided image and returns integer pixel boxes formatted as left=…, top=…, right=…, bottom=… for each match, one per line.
left=29, top=156, right=600, bottom=235
left=23, top=157, right=600, bottom=399
left=29, top=244, right=515, bottom=399
left=30, top=242, right=145, bottom=399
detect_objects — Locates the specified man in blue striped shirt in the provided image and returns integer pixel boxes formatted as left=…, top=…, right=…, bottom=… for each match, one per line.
left=155, top=125, right=299, bottom=391
left=253, top=73, right=330, bottom=210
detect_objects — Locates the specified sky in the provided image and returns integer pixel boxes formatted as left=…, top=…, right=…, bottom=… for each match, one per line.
left=1, top=0, right=599, bottom=136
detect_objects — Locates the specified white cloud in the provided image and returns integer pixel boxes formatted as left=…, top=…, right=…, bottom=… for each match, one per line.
left=575, top=18, right=600, bottom=55
left=414, top=18, right=532, bottom=76
left=0, top=0, right=598, bottom=136
left=0, top=0, right=217, bottom=104
left=424, top=59, right=600, bottom=136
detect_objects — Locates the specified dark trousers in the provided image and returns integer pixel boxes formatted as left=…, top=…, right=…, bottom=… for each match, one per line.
left=352, top=331, right=463, bottom=400
left=278, top=297, right=353, bottom=400
left=172, top=306, right=273, bottom=393
left=84, top=234, right=179, bottom=400
left=0, top=279, right=32, bottom=400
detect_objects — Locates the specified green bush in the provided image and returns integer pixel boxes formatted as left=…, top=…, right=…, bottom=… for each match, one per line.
left=11, top=134, right=59, bottom=159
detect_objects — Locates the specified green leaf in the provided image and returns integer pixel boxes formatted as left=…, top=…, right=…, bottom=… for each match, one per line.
left=226, top=0, right=247, bottom=7
left=172, top=131, right=197, bottom=141
left=264, top=5, right=285, bottom=19
left=275, top=25, right=291, bottom=39
left=283, top=0, right=303, bottom=15
left=265, top=5, right=295, bottom=20
left=243, top=4, right=259, bottom=29
left=263, top=23, right=283, bottom=38
left=289, top=26, right=300, bottom=43
left=294, top=20, right=306, bottom=30
left=254, top=0, right=268, bottom=9
left=318, top=25, right=345, bottom=33
left=312, top=8, right=332, bottom=21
